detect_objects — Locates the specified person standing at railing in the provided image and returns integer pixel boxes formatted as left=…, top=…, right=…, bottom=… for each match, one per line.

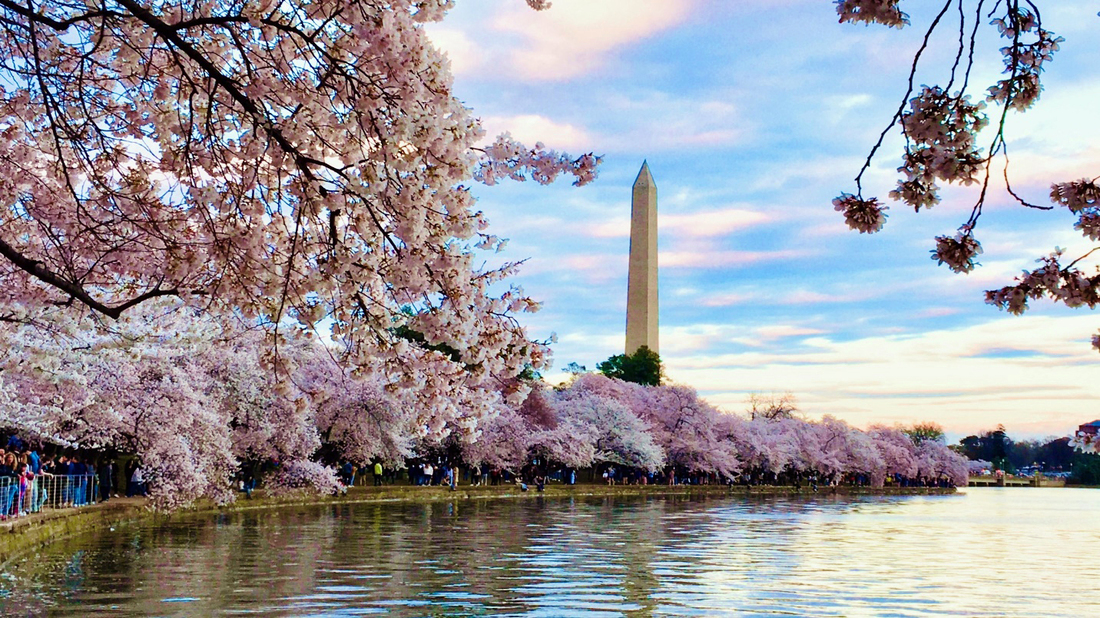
left=26, top=446, right=41, bottom=513
left=72, top=456, right=88, bottom=507
left=0, top=452, right=17, bottom=519
left=55, top=455, right=72, bottom=506
left=34, top=465, right=52, bottom=512
left=16, top=462, right=32, bottom=517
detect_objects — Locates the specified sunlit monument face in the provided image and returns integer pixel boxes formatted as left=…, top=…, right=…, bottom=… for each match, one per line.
left=626, top=161, right=659, bottom=356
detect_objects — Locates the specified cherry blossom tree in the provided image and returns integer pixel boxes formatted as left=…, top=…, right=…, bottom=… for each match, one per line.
left=265, top=459, right=344, bottom=497
left=808, top=416, right=886, bottom=484
left=868, top=425, right=920, bottom=482
left=2, top=303, right=971, bottom=505
left=914, top=439, right=970, bottom=486
left=638, top=384, right=740, bottom=479
left=967, top=459, right=993, bottom=475
left=304, top=360, right=417, bottom=468
left=461, top=404, right=532, bottom=472
left=0, top=0, right=598, bottom=447
left=551, top=374, right=665, bottom=472
left=833, top=0, right=1100, bottom=349
left=743, top=418, right=800, bottom=480
left=0, top=302, right=346, bottom=508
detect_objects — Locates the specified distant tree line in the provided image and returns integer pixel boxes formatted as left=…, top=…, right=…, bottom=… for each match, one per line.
left=953, top=425, right=1100, bottom=485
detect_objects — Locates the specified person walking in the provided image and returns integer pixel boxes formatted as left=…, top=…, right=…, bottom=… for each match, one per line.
left=98, top=459, right=114, bottom=502
left=373, top=461, right=383, bottom=486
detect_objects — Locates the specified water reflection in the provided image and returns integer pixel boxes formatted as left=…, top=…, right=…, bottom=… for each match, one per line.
left=2, top=489, right=1099, bottom=616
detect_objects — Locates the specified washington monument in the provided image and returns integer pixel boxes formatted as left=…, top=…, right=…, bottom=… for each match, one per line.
left=625, top=161, right=658, bottom=355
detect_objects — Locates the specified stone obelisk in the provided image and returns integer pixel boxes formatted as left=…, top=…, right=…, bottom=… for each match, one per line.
left=625, top=161, right=658, bottom=355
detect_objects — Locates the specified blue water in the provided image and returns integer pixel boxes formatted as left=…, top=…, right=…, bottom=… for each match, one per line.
left=2, top=488, right=1098, bottom=616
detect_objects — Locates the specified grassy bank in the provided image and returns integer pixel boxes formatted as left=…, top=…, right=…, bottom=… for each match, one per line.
left=1, top=483, right=955, bottom=566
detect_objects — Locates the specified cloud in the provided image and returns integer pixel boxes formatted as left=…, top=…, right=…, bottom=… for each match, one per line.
left=754, top=325, right=828, bottom=341
left=596, top=93, right=751, bottom=152
left=427, top=0, right=698, bottom=82
left=663, top=209, right=771, bottom=237
left=582, top=207, right=770, bottom=240
left=779, top=289, right=867, bottom=305
left=662, top=314, right=1100, bottom=438
left=661, top=249, right=808, bottom=269
left=487, top=0, right=698, bottom=81
left=585, top=218, right=629, bottom=239
left=426, top=27, right=480, bottom=75
left=479, top=114, right=595, bottom=152
left=658, top=324, right=745, bottom=355
left=701, top=293, right=753, bottom=308
left=915, top=307, right=962, bottom=318
left=698, top=286, right=879, bottom=308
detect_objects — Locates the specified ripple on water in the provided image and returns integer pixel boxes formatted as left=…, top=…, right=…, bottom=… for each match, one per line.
left=3, top=489, right=1100, bottom=617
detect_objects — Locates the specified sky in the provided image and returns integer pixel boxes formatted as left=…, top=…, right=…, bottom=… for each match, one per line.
left=424, top=0, right=1100, bottom=442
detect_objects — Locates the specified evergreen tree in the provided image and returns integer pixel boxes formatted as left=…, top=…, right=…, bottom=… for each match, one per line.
left=597, top=347, right=662, bottom=387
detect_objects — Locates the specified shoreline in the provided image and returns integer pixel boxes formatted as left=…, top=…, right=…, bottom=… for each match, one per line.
left=1, top=483, right=955, bottom=566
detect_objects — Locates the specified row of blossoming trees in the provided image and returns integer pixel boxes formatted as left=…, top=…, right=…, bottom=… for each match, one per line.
left=0, top=306, right=967, bottom=509
left=474, top=373, right=968, bottom=491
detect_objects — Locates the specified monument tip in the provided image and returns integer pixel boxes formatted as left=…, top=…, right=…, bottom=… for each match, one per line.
left=633, top=160, right=654, bottom=187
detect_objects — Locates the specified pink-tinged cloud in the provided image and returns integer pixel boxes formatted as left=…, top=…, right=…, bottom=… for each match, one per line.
left=659, top=314, right=1100, bottom=439
left=597, top=93, right=752, bottom=152
left=755, top=325, right=827, bottom=340
left=557, top=254, right=625, bottom=285
left=584, top=208, right=769, bottom=240
left=425, top=27, right=480, bottom=75
left=701, top=293, right=752, bottom=308
left=780, top=289, right=870, bottom=304
left=699, top=287, right=875, bottom=308
left=663, top=209, right=770, bottom=237
left=586, top=218, right=630, bottom=239
left=658, top=324, right=747, bottom=355
left=661, top=249, right=807, bottom=269
left=915, top=307, right=962, bottom=318
left=489, top=0, right=698, bottom=82
left=479, top=114, right=594, bottom=152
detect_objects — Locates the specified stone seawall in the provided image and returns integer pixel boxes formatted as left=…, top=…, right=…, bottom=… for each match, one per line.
left=1, top=483, right=956, bottom=566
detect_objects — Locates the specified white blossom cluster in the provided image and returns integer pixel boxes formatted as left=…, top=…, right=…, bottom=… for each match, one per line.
left=833, top=193, right=888, bottom=234
left=1070, top=430, right=1099, bottom=455
left=892, top=87, right=987, bottom=211
left=266, top=459, right=345, bottom=497
left=831, top=1, right=1100, bottom=353
left=931, top=233, right=983, bottom=274
left=0, top=0, right=602, bottom=430
left=475, top=134, right=600, bottom=187
left=834, top=0, right=909, bottom=28
left=986, top=250, right=1100, bottom=316
left=987, top=8, right=1063, bottom=111
left=1051, top=179, right=1100, bottom=241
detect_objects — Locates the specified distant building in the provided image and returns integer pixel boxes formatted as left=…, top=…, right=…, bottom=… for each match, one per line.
left=1078, top=420, right=1100, bottom=437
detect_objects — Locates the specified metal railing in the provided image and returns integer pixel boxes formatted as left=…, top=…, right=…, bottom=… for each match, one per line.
left=0, top=474, right=100, bottom=518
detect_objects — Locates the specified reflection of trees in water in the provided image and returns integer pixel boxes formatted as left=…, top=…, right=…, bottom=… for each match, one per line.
left=10, top=494, right=902, bottom=615
left=119, top=508, right=341, bottom=613
left=288, top=496, right=683, bottom=613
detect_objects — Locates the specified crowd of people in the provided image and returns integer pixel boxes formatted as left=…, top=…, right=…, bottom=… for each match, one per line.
left=323, top=454, right=963, bottom=496
left=0, top=435, right=152, bottom=521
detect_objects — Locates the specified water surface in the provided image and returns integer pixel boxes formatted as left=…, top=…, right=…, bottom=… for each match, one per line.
left=2, top=488, right=1098, bottom=616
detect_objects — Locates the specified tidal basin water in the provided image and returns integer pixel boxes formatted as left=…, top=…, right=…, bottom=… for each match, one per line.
left=3, top=488, right=1099, bottom=616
